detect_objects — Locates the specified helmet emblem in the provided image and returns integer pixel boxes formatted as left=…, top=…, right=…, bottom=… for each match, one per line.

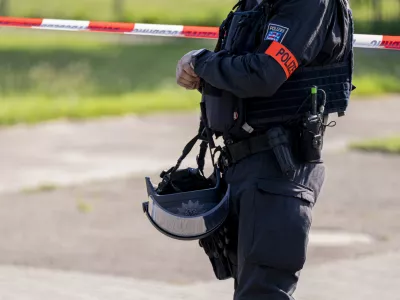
left=177, top=200, right=205, bottom=216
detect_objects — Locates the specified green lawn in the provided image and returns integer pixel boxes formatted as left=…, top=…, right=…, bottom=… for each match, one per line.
left=0, top=27, right=398, bottom=125
left=0, top=90, right=201, bottom=125
left=350, top=0, right=400, bottom=21
left=0, top=29, right=210, bottom=97
left=352, top=48, right=400, bottom=96
left=0, top=29, right=209, bottom=125
left=8, top=0, right=236, bottom=25
left=350, top=136, right=400, bottom=154
left=6, top=0, right=399, bottom=26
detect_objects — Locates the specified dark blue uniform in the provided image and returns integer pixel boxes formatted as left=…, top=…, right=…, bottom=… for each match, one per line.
left=191, top=0, right=354, bottom=299
left=193, top=0, right=352, bottom=102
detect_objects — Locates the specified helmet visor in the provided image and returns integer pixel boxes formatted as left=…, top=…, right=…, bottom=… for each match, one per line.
left=143, top=176, right=230, bottom=240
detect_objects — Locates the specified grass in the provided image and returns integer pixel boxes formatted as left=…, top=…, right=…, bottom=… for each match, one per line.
left=76, top=199, right=93, bottom=213
left=0, top=90, right=201, bottom=125
left=22, top=183, right=58, bottom=193
left=350, top=136, right=400, bottom=154
left=352, top=48, right=400, bottom=96
left=350, top=0, right=400, bottom=22
left=0, top=29, right=213, bottom=96
left=8, top=0, right=236, bottom=26
left=0, top=29, right=210, bottom=125
left=0, top=27, right=398, bottom=125
left=6, top=0, right=399, bottom=29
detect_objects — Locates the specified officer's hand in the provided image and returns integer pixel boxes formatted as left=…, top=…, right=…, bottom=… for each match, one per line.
left=176, top=50, right=200, bottom=90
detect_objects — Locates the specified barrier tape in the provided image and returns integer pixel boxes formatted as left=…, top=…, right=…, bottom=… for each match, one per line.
left=0, top=16, right=400, bottom=50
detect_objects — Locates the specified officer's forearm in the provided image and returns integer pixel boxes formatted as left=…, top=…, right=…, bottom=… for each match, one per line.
left=193, top=50, right=286, bottom=99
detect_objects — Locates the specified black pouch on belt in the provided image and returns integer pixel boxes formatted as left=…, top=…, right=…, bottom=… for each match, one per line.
left=299, top=114, right=324, bottom=163
left=266, top=126, right=297, bottom=178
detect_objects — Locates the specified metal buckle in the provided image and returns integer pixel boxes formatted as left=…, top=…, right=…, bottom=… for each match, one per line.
left=220, top=147, right=232, bottom=168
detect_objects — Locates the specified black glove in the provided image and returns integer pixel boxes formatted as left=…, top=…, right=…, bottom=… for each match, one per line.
left=199, top=226, right=234, bottom=280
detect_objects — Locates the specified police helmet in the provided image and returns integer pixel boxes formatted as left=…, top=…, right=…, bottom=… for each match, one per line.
left=143, top=166, right=230, bottom=241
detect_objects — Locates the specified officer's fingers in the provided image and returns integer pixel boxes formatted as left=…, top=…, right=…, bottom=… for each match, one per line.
left=176, top=64, right=189, bottom=85
left=177, top=76, right=195, bottom=86
left=178, top=71, right=200, bottom=86
left=176, top=62, right=184, bottom=79
left=182, top=62, right=198, bottom=78
left=193, top=80, right=201, bottom=90
left=176, top=62, right=199, bottom=89
left=177, top=77, right=197, bottom=90
left=177, top=81, right=193, bottom=90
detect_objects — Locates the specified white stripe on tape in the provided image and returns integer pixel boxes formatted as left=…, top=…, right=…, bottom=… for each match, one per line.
left=354, top=34, right=383, bottom=48
left=129, top=23, right=184, bottom=36
left=37, top=19, right=90, bottom=31
left=1, top=15, right=398, bottom=51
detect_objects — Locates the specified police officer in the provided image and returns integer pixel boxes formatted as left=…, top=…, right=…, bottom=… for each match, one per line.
left=175, top=0, right=354, bottom=299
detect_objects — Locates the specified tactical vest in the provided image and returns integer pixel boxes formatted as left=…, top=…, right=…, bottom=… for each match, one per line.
left=202, top=0, right=355, bottom=140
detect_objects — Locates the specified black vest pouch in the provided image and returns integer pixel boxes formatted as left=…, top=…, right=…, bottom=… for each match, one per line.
left=202, top=82, right=241, bottom=135
left=222, top=9, right=265, bottom=54
left=203, top=7, right=267, bottom=137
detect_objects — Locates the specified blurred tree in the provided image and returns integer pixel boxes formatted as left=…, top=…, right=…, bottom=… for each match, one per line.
left=372, top=0, right=382, bottom=21
left=0, top=0, right=9, bottom=15
left=113, top=0, right=124, bottom=19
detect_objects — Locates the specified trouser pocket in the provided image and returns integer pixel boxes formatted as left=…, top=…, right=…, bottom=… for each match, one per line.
left=240, top=179, right=315, bottom=272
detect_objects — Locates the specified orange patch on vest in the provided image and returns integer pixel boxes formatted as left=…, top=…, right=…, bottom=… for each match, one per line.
left=265, top=41, right=299, bottom=78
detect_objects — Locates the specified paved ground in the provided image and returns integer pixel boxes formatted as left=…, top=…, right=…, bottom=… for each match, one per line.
left=0, top=251, right=399, bottom=300
left=1, top=96, right=399, bottom=194
left=0, top=96, right=399, bottom=299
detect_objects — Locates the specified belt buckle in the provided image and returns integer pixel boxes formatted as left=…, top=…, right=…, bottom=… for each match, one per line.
left=221, top=146, right=232, bottom=168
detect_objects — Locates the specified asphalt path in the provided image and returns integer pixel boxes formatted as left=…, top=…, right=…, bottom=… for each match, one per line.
left=0, top=96, right=399, bottom=299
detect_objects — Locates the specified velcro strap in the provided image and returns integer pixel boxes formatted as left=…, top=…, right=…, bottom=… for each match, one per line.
left=226, top=134, right=274, bottom=164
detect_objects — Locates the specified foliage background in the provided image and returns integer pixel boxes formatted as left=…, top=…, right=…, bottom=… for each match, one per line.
left=0, top=0, right=399, bottom=125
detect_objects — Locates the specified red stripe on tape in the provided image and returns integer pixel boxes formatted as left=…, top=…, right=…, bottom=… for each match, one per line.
left=88, top=21, right=134, bottom=32
left=381, top=36, right=400, bottom=49
left=0, top=16, right=43, bottom=27
left=182, top=26, right=219, bottom=39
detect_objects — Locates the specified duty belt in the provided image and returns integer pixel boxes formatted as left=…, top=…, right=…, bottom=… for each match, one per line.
left=224, top=134, right=274, bottom=165
left=222, top=126, right=297, bottom=178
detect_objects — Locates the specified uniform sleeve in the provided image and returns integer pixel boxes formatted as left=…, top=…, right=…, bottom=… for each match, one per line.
left=193, top=0, right=334, bottom=99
